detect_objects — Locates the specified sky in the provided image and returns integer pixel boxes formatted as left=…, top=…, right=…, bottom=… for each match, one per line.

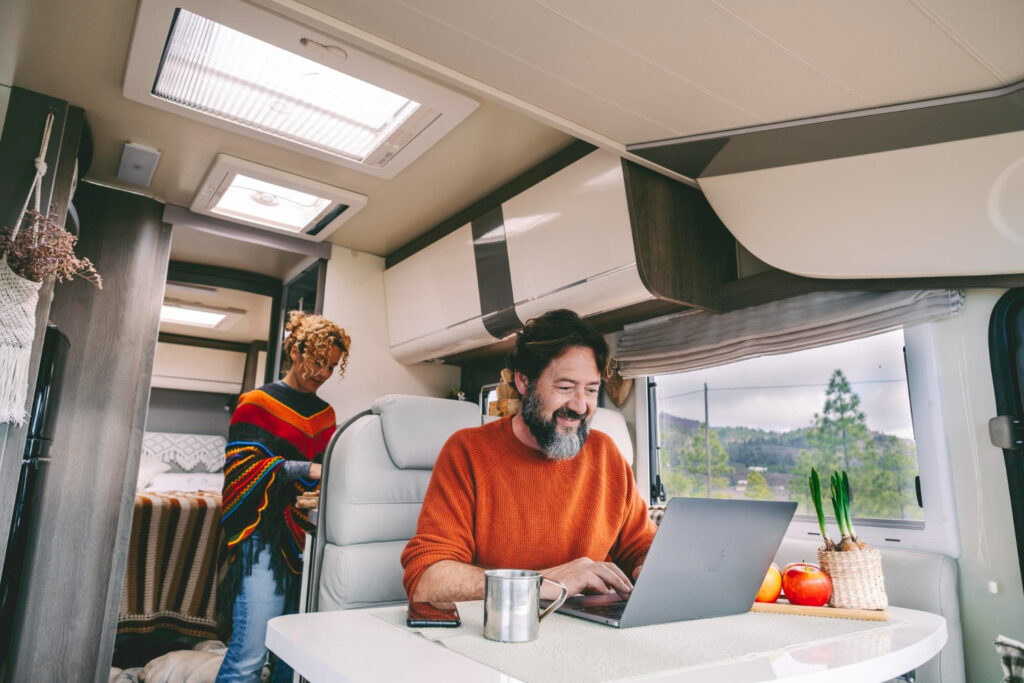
left=654, top=329, right=915, bottom=439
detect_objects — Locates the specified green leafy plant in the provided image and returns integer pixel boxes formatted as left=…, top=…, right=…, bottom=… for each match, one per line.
left=808, top=468, right=870, bottom=551
left=809, top=469, right=834, bottom=550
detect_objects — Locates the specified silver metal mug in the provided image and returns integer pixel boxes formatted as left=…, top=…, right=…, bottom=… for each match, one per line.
left=482, top=569, right=569, bottom=643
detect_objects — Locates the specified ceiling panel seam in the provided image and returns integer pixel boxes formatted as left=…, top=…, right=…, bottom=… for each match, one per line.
left=704, top=0, right=874, bottom=107
left=530, top=0, right=762, bottom=122
left=391, top=0, right=679, bottom=138
left=911, top=0, right=1010, bottom=83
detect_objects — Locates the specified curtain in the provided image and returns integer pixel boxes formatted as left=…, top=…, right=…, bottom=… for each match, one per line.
left=615, top=289, right=963, bottom=378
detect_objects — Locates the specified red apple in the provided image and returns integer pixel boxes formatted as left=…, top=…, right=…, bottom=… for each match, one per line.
left=755, top=562, right=782, bottom=603
left=781, top=562, right=832, bottom=607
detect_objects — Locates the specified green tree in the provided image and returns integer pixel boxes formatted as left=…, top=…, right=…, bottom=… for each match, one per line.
left=790, top=369, right=870, bottom=512
left=659, top=462, right=703, bottom=497
left=813, top=369, right=870, bottom=471
left=744, top=469, right=774, bottom=500
left=850, top=435, right=920, bottom=520
left=788, top=368, right=921, bottom=520
left=683, top=425, right=734, bottom=496
left=657, top=419, right=703, bottom=497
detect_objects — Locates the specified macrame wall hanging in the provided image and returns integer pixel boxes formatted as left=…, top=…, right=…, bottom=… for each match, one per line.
left=0, top=112, right=54, bottom=424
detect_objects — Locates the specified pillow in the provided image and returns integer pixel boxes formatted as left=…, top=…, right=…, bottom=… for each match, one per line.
left=145, top=472, right=223, bottom=494
left=136, top=454, right=172, bottom=491
left=140, top=650, right=223, bottom=683
left=141, top=432, right=227, bottom=473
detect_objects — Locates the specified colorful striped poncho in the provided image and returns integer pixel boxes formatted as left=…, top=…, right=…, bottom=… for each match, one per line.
left=218, top=381, right=336, bottom=616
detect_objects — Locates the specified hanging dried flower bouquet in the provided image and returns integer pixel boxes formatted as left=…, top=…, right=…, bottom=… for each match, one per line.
left=0, top=206, right=101, bottom=284
left=1, top=111, right=101, bottom=425
left=0, top=209, right=101, bottom=287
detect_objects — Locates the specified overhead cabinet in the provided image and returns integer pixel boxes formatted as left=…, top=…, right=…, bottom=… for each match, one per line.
left=503, top=152, right=654, bottom=322
left=384, top=150, right=736, bottom=364
left=384, top=224, right=494, bottom=363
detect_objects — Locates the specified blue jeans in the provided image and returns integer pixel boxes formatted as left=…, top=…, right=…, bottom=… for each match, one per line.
left=216, top=540, right=298, bottom=682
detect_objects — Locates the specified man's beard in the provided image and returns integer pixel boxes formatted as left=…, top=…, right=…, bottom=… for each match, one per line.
left=520, top=384, right=591, bottom=461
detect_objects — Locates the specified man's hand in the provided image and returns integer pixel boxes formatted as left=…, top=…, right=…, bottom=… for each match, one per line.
left=308, top=463, right=322, bottom=480
left=541, top=557, right=633, bottom=600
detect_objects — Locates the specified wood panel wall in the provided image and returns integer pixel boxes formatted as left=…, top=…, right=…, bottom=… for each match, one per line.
left=6, top=182, right=171, bottom=682
left=0, top=89, right=81, bottom=574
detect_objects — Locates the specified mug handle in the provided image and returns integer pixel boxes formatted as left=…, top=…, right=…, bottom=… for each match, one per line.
left=538, top=579, right=569, bottom=621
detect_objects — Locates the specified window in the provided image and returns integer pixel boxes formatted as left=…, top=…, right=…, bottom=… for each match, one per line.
left=646, top=325, right=960, bottom=555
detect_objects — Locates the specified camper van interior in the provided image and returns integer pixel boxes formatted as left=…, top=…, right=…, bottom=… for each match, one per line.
left=0, top=0, right=1022, bottom=681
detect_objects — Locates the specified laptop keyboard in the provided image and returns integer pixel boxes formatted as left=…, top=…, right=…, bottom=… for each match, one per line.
left=578, top=601, right=627, bottom=619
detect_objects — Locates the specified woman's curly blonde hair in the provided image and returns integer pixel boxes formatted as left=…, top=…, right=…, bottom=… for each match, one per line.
left=283, top=311, right=351, bottom=379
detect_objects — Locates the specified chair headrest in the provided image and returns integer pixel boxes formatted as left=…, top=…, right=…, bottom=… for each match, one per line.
left=590, top=407, right=633, bottom=463
left=373, top=394, right=481, bottom=469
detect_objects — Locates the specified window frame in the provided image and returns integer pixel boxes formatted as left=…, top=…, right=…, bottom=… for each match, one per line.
left=639, top=321, right=961, bottom=557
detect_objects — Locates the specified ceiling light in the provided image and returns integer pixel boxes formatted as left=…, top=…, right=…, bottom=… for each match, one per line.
left=123, top=0, right=477, bottom=178
left=161, top=304, right=225, bottom=328
left=212, top=174, right=331, bottom=232
left=161, top=299, right=246, bottom=329
left=192, top=154, right=368, bottom=239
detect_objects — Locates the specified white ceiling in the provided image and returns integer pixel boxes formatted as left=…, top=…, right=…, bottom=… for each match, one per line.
left=2, top=0, right=573, bottom=258
left=280, top=0, right=1024, bottom=145
left=3, top=0, right=1023, bottom=274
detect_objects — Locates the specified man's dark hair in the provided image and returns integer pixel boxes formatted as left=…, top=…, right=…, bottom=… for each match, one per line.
left=508, top=309, right=608, bottom=381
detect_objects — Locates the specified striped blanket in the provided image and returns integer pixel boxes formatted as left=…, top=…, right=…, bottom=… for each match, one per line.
left=118, top=492, right=223, bottom=639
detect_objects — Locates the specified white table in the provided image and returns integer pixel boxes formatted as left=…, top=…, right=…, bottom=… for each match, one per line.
left=267, top=605, right=946, bottom=683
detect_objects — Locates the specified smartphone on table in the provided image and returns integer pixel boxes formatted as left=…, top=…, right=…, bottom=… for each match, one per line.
left=407, top=601, right=461, bottom=627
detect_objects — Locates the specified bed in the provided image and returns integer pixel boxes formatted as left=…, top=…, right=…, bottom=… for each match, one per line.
left=118, top=433, right=226, bottom=639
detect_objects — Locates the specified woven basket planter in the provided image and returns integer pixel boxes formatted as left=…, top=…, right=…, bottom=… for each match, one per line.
left=818, top=547, right=888, bottom=610
left=0, top=257, right=42, bottom=425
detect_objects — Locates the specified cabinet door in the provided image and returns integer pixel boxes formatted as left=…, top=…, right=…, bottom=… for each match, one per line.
left=502, top=151, right=651, bottom=321
left=384, top=224, right=483, bottom=346
left=384, top=224, right=494, bottom=363
left=151, top=343, right=247, bottom=393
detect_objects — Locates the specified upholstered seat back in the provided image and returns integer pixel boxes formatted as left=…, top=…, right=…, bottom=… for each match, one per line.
left=314, top=395, right=481, bottom=611
left=775, top=538, right=965, bottom=682
left=590, top=407, right=633, bottom=463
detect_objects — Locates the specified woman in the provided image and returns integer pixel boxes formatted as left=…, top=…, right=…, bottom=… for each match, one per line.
left=216, top=311, right=351, bottom=682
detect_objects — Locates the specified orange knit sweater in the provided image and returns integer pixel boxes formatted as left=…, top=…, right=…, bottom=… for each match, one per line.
left=401, top=416, right=657, bottom=598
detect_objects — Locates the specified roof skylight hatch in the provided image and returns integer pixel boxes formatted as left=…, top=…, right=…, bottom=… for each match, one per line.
left=124, top=0, right=478, bottom=178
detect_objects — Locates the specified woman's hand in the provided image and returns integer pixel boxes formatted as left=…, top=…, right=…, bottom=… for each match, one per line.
left=309, top=463, right=322, bottom=480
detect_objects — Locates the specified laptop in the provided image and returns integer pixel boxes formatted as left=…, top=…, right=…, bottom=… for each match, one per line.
left=554, top=496, right=796, bottom=628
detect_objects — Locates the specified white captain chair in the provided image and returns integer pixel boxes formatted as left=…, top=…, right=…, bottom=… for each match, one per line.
left=305, top=395, right=636, bottom=612
left=307, top=394, right=481, bottom=612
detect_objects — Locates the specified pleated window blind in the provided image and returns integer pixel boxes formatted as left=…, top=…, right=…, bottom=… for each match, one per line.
left=615, top=290, right=963, bottom=378
left=154, top=9, right=421, bottom=162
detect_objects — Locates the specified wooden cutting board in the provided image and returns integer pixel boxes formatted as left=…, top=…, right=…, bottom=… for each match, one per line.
left=751, top=600, right=889, bottom=621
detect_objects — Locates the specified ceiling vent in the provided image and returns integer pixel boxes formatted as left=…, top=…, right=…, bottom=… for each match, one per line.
left=191, top=154, right=367, bottom=241
left=123, top=0, right=478, bottom=179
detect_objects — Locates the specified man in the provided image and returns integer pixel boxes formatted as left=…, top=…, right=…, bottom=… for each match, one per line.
left=401, top=309, right=656, bottom=603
